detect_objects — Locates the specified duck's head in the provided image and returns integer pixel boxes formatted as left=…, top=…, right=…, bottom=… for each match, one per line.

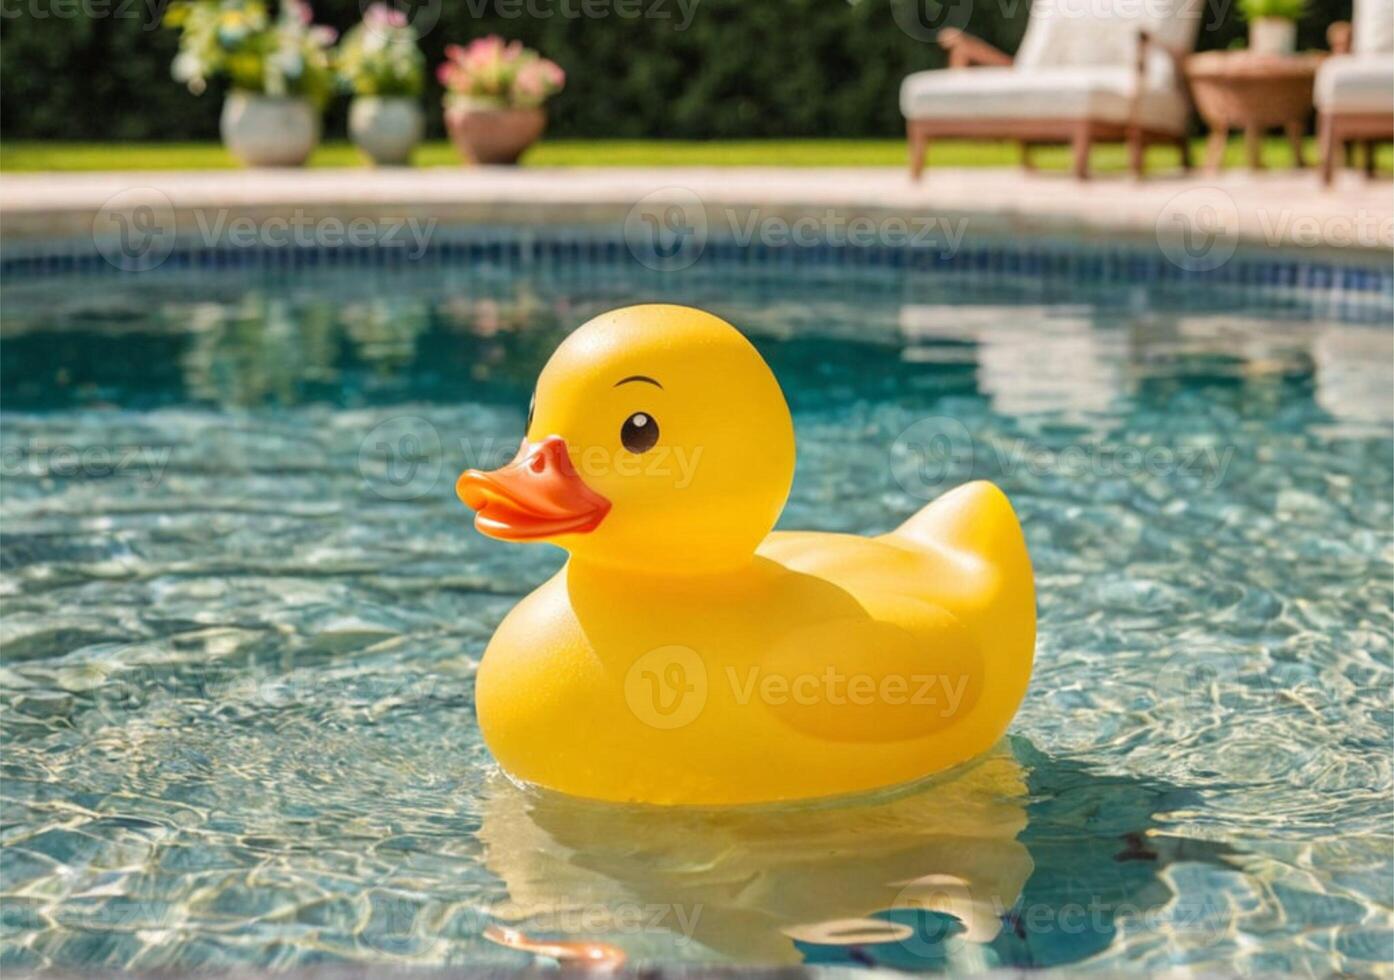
left=457, top=304, right=795, bottom=574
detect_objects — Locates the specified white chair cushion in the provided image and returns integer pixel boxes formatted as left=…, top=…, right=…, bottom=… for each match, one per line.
left=1142, top=0, right=1205, bottom=57
left=1314, top=55, right=1394, bottom=113
left=1353, top=0, right=1394, bottom=54
left=1015, top=0, right=1202, bottom=70
left=1015, top=0, right=1136, bottom=69
left=899, top=66, right=1189, bottom=132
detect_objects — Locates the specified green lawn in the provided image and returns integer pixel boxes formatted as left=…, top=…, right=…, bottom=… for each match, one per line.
left=4, top=137, right=1381, bottom=172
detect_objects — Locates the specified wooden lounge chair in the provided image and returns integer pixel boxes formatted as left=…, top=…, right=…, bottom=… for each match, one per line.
left=900, top=0, right=1201, bottom=180
left=1316, top=0, right=1394, bottom=185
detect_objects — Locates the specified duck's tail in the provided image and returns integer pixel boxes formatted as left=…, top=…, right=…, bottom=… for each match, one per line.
left=883, top=478, right=1036, bottom=673
left=884, top=481, right=1037, bottom=752
left=888, top=480, right=1029, bottom=569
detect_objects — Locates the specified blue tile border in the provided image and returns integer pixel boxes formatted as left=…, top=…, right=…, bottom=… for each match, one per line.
left=2, top=226, right=1391, bottom=303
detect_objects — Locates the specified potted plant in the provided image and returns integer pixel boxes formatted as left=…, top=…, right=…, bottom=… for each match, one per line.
left=437, top=37, right=565, bottom=165
left=1238, top=0, right=1306, bottom=56
left=335, top=3, right=425, bottom=166
left=165, top=0, right=335, bottom=167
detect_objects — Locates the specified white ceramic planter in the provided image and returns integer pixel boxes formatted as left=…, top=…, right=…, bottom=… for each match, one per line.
left=220, top=92, right=321, bottom=167
left=1249, top=17, right=1297, bottom=56
left=349, top=96, right=424, bottom=166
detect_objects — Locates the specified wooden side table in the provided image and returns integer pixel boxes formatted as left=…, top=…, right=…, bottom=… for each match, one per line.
left=1185, top=51, right=1326, bottom=172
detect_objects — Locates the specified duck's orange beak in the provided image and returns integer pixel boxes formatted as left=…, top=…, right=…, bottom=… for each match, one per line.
left=456, top=436, right=611, bottom=541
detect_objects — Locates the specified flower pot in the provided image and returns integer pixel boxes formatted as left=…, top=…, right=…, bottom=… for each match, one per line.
left=1249, top=17, right=1297, bottom=56
left=444, top=104, right=546, bottom=165
left=349, top=96, right=424, bottom=166
left=220, top=92, right=321, bottom=167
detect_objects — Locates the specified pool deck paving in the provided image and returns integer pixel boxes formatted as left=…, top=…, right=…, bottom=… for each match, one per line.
left=1, top=166, right=1390, bottom=262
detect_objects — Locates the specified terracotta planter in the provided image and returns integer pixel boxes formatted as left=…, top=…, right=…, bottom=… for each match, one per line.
left=1249, top=17, right=1297, bottom=56
left=220, top=92, right=320, bottom=167
left=444, top=104, right=546, bottom=165
left=349, top=96, right=423, bottom=166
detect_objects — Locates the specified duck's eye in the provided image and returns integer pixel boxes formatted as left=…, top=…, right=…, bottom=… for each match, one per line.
left=620, top=412, right=659, bottom=454
left=525, top=391, right=535, bottom=436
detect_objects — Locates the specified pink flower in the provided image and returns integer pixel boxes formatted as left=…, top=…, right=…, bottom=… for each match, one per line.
left=540, top=58, right=564, bottom=90
left=514, top=63, right=544, bottom=101
left=291, top=0, right=312, bottom=24
left=364, top=1, right=407, bottom=28
left=437, top=37, right=562, bottom=103
left=514, top=57, right=564, bottom=102
left=464, top=35, right=503, bottom=69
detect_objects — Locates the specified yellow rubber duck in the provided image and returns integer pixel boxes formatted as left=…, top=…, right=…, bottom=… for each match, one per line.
left=457, top=304, right=1035, bottom=806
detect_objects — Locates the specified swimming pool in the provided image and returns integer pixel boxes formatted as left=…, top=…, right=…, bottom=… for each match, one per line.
left=1, top=241, right=1390, bottom=974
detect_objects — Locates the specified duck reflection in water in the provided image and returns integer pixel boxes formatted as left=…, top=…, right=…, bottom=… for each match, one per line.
left=477, top=737, right=1238, bottom=971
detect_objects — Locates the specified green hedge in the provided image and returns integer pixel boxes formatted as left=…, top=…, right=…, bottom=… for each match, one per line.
left=0, top=0, right=1353, bottom=140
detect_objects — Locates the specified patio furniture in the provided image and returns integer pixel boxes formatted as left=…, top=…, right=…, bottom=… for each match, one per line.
left=1185, top=52, right=1326, bottom=172
left=1315, top=0, right=1394, bottom=185
left=899, top=0, right=1202, bottom=180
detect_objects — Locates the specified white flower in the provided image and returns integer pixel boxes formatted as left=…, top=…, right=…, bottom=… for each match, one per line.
left=171, top=50, right=203, bottom=83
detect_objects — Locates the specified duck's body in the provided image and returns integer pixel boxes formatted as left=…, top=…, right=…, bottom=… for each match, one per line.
left=459, top=305, right=1036, bottom=805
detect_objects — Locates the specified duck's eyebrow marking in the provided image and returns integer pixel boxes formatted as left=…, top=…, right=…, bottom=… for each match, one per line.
left=614, top=375, right=663, bottom=389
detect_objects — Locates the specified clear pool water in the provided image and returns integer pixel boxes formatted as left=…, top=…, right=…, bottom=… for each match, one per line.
left=1, top=255, right=1391, bottom=975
